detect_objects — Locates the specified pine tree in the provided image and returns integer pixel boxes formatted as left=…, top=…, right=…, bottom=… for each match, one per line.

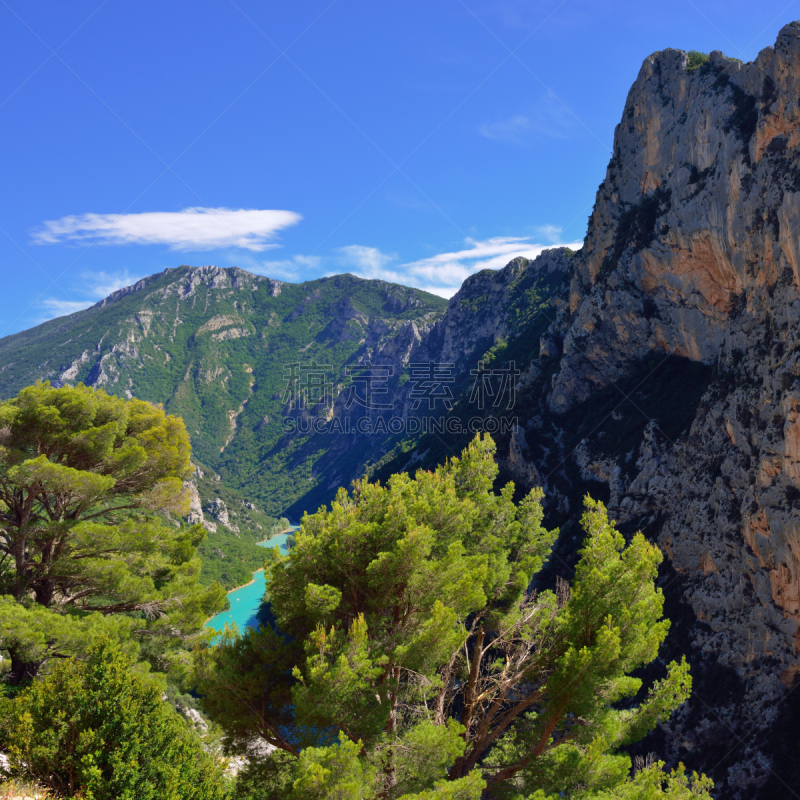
left=194, top=435, right=712, bottom=799
left=0, top=382, right=225, bottom=683
left=1, top=638, right=229, bottom=799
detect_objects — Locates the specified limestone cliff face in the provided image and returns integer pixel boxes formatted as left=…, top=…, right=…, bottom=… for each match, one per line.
left=376, top=23, right=800, bottom=795
left=530, top=23, right=800, bottom=797
left=554, top=25, right=800, bottom=414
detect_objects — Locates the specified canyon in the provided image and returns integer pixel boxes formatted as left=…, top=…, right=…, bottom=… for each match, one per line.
left=7, top=22, right=800, bottom=797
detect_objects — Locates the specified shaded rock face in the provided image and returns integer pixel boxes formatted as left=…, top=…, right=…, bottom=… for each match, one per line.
left=274, top=247, right=575, bottom=516
left=367, top=23, right=800, bottom=796
left=520, top=23, right=800, bottom=797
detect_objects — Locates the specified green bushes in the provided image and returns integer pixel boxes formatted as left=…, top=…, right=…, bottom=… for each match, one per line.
left=686, top=50, right=709, bottom=72
left=0, top=639, right=229, bottom=800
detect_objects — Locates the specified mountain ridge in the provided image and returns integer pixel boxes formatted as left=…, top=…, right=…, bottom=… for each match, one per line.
left=0, top=264, right=450, bottom=514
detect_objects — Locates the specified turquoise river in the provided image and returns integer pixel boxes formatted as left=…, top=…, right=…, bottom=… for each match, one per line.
left=204, top=526, right=299, bottom=635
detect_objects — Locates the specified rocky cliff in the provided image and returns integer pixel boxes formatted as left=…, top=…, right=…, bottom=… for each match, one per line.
left=548, top=24, right=800, bottom=798
left=369, top=24, right=800, bottom=797
left=485, top=24, right=800, bottom=799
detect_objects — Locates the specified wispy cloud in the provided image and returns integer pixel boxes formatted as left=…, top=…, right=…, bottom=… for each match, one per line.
left=479, top=114, right=535, bottom=144
left=339, top=235, right=583, bottom=298
left=40, top=298, right=94, bottom=317
left=237, top=253, right=322, bottom=280
left=479, top=93, right=577, bottom=144
left=38, top=269, right=147, bottom=323
left=337, top=245, right=395, bottom=278
left=83, top=269, right=146, bottom=297
left=531, top=224, right=565, bottom=243
left=32, top=207, right=302, bottom=251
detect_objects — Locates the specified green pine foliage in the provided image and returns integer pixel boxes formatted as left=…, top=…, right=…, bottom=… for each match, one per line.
left=197, top=529, right=271, bottom=590
left=0, top=639, right=229, bottom=800
left=0, top=382, right=226, bottom=684
left=194, top=435, right=713, bottom=799
left=686, top=50, right=710, bottom=72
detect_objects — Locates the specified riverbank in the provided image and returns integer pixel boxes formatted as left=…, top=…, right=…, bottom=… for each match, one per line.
left=209, top=527, right=296, bottom=601
left=217, top=567, right=263, bottom=597
left=256, top=524, right=296, bottom=547
left=204, top=528, right=297, bottom=634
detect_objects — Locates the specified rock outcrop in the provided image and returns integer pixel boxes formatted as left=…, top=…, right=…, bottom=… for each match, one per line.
left=517, top=24, right=800, bottom=797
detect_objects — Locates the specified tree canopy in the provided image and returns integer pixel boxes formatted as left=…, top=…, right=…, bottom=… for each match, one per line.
left=194, top=435, right=712, bottom=799
left=0, top=382, right=225, bottom=683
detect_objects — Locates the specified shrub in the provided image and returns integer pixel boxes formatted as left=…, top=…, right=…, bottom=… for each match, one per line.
left=1, top=639, right=229, bottom=800
left=686, top=50, right=709, bottom=72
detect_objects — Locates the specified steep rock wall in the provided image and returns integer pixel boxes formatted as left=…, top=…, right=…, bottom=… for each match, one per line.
left=535, top=22, right=800, bottom=797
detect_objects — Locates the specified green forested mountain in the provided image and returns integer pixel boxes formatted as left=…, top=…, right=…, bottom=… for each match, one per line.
left=0, top=265, right=446, bottom=520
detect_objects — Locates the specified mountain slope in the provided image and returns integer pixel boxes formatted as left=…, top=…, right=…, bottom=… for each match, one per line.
left=0, top=266, right=446, bottom=517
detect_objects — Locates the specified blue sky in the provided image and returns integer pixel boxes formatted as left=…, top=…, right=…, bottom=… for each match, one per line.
left=0, top=0, right=796, bottom=335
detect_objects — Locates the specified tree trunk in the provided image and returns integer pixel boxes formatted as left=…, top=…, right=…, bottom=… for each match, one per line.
left=7, top=648, right=43, bottom=684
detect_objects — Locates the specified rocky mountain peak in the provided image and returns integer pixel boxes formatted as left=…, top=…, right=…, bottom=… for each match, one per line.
left=512, top=23, right=800, bottom=794
left=95, top=264, right=285, bottom=310
left=551, top=22, right=800, bottom=415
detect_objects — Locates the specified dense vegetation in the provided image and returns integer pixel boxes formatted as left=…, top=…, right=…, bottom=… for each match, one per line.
left=195, top=435, right=712, bottom=799
left=198, top=521, right=288, bottom=592
left=0, top=639, right=229, bottom=799
left=685, top=50, right=710, bottom=72
left=192, top=460, right=291, bottom=591
left=0, top=383, right=225, bottom=686
left=0, top=382, right=711, bottom=797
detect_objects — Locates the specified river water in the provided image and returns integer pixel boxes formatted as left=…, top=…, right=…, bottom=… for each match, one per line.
left=204, top=526, right=299, bottom=635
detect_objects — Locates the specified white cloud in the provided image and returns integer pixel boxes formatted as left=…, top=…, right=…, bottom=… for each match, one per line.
left=532, top=224, right=564, bottom=244
left=479, top=93, right=578, bottom=144
left=38, top=269, right=148, bottom=324
left=82, top=269, right=146, bottom=298
left=40, top=298, right=94, bottom=317
left=338, top=235, right=583, bottom=298
left=238, top=253, right=322, bottom=280
left=337, top=245, right=395, bottom=278
left=479, top=114, right=535, bottom=144
left=32, top=207, right=302, bottom=251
